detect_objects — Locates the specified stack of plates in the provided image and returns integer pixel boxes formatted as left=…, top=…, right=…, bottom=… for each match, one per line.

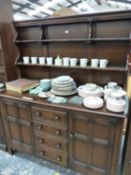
left=78, top=83, right=103, bottom=98
left=51, top=75, right=77, bottom=96
left=83, top=96, right=104, bottom=109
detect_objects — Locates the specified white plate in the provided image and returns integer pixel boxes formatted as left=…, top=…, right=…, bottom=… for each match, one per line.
left=83, top=96, right=104, bottom=109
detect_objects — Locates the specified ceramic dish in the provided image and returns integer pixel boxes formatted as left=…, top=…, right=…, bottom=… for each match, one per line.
left=38, top=91, right=53, bottom=98
left=0, top=83, right=4, bottom=89
left=78, top=85, right=103, bottom=98
left=83, top=96, right=104, bottom=109
left=47, top=95, right=67, bottom=104
left=106, top=98, right=126, bottom=113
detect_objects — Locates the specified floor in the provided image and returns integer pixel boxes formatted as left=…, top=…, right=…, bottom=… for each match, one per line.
left=0, top=150, right=82, bottom=175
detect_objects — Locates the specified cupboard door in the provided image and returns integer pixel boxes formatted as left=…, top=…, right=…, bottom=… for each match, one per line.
left=0, top=112, right=6, bottom=148
left=1, top=99, right=33, bottom=154
left=69, top=113, right=122, bottom=175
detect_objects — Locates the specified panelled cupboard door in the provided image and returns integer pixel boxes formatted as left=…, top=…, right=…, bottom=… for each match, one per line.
left=1, top=99, right=33, bottom=154
left=69, top=112, right=122, bottom=175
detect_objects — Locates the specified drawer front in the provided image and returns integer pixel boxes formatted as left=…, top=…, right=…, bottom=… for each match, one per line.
left=34, top=120, right=67, bottom=137
left=32, top=106, right=67, bottom=125
left=36, top=145, right=67, bottom=165
left=35, top=134, right=67, bottom=151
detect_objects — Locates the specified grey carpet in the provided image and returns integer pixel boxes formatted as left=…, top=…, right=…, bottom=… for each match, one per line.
left=0, top=150, right=82, bottom=175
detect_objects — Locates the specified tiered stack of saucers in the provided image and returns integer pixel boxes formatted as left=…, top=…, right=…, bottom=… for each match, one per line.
left=51, top=75, right=77, bottom=96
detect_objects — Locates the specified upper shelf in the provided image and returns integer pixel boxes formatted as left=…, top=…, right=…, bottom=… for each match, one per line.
left=14, top=37, right=130, bottom=43
left=15, top=62, right=128, bottom=72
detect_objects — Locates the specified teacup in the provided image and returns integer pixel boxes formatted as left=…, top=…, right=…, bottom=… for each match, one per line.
left=91, top=59, right=99, bottom=67
left=23, top=56, right=29, bottom=64
left=39, top=57, right=45, bottom=64
left=40, top=79, right=51, bottom=91
left=31, top=57, right=37, bottom=64
left=55, top=58, right=62, bottom=66
left=70, top=58, right=77, bottom=67
left=46, top=57, right=53, bottom=65
left=63, top=57, right=70, bottom=66
left=80, top=58, right=88, bottom=67
left=99, top=59, right=108, bottom=68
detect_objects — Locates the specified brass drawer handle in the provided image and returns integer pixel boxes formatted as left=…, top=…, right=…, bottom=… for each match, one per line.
left=56, top=156, right=62, bottom=161
left=56, top=144, right=62, bottom=149
left=37, top=125, right=43, bottom=130
left=27, top=122, right=31, bottom=126
left=39, top=138, right=44, bottom=144
left=55, top=130, right=61, bottom=135
left=54, top=115, right=60, bottom=120
left=35, top=111, right=41, bottom=116
left=39, top=150, right=45, bottom=156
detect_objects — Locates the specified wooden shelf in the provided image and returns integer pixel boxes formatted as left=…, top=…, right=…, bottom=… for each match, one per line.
left=16, top=62, right=127, bottom=72
left=15, top=37, right=130, bottom=43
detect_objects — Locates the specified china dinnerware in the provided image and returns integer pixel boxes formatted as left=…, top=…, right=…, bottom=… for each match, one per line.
left=107, top=82, right=117, bottom=88
left=70, top=58, right=77, bottom=67
left=46, top=57, right=53, bottom=65
left=106, top=98, right=126, bottom=113
left=91, top=59, right=99, bottom=67
left=80, top=58, right=88, bottom=67
left=55, top=58, right=62, bottom=66
left=40, top=79, right=51, bottom=91
left=47, top=95, right=67, bottom=104
left=23, top=56, right=29, bottom=64
left=63, top=57, right=70, bottom=66
left=99, top=59, right=108, bottom=68
left=38, top=57, right=45, bottom=64
left=31, top=57, right=37, bottom=64
left=83, top=96, right=104, bottom=109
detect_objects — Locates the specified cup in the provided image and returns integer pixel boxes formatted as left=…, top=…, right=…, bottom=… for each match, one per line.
left=99, top=59, right=108, bottom=68
left=39, top=57, right=45, bottom=65
left=80, top=58, right=88, bottom=67
left=40, top=79, right=51, bottom=91
left=70, top=58, right=77, bottom=67
left=63, top=57, right=70, bottom=66
left=23, top=56, right=29, bottom=64
left=91, top=59, right=99, bottom=67
left=46, top=57, right=53, bottom=65
left=31, top=57, right=37, bottom=64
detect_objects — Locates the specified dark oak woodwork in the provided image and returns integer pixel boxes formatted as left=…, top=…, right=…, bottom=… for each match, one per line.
left=1, top=99, right=34, bottom=154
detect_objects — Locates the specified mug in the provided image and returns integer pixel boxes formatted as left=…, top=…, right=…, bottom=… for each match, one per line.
left=23, top=56, right=29, bottom=64
left=99, top=59, right=108, bottom=68
left=80, top=58, right=88, bottom=67
left=70, top=58, right=77, bottom=67
left=31, top=57, right=37, bottom=64
left=91, top=59, right=99, bottom=67
left=46, top=57, right=53, bottom=65
left=39, top=57, right=45, bottom=64
left=40, top=79, right=51, bottom=91
left=63, top=57, right=70, bottom=66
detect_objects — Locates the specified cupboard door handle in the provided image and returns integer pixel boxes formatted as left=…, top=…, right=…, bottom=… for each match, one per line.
left=35, top=111, right=41, bottom=116
left=37, top=125, right=43, bottom=130
left=56, top=156, right=62, bottom=161
left=55, top=130, right=61, bottom=135
left=56, top=144, right=61, bottom=149
left=39, top=138, right=44, bottom=143
left=40, top=150, right=45, bottom=156
left=128, top=160, right=131, bottom=164
left=70, top=133, right=74, bottom=138
left=54, top=115, right=60, bottom=120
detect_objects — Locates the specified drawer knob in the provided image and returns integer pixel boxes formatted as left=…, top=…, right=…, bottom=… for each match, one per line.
left=55, top=130, right=61, bottom=135
left=56, top=144, right=61, bottom=149
left=35, top=111, right=41, bottom=116
left=40, top=150, right=45, bottom=156
left=37, top=125, right=43, bottom=130
left=54, top=115, right=60, bottom=120
left=70, top=133, right=74, bottom=138
left=56, top=156, right=62, bottom=161
left=39, top=138, right=44, bottom=143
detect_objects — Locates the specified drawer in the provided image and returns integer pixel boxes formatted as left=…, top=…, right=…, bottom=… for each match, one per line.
left=32, top=106, right=67, bottom=125
left=34, top=120, right=67, bottom=137
left=35, top=134, right=68, bottom=151
left=36, top=145, right=67, bottom=165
